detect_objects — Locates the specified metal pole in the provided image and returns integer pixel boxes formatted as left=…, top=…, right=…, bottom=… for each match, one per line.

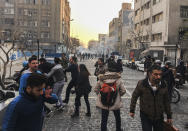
left=37, top=39, right=39, bottom=61
left=175, top=44, right=177, bottom=66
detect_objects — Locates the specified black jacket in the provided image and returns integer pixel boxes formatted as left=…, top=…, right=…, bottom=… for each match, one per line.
left=65, top=63, right=79, bottom=82
left=76, top=71, right=91, bottom=95
left=130, top=78, right=172, bottom=120
left=162, top=67, right=175, bottom=88
left=38, top=62, right=54, bottom=74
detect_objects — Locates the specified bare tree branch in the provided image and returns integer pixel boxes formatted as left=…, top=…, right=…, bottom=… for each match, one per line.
left=0, top=56, right=5, bottom=63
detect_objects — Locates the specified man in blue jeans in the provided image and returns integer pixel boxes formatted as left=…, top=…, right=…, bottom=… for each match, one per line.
left=130, top=65, right=172, bottom=131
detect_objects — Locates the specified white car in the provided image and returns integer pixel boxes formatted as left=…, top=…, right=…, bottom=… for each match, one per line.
left=122, top=59, right=129, bottom=66
left=136, top=60, right=145, bottom=72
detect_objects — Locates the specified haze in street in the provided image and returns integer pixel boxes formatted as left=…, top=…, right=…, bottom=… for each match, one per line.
left=69, top=0, right=133, bottom=47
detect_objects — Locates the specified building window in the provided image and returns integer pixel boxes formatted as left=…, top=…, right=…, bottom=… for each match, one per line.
left=41, top=0, right=50, bottom=5
left=143, top=35, right=149, bottom=41
left=4, top=18, right=14, bottom=25
left=153, top=0, right=161, bottom=5
left=41, top=32, right=49, bottom=38
left=135, top=9, right=140, bottom=16
left=23, top=9, right=28, bottom=15
left=152, top=12, right=163, bottom=23
left=41, top=20, right=50, bottom=27
left=145, top=1, right=150, bottom=9
left=152, top=33, right=162, bottom=42
left=180, top=6, right=188, bottom=18
left=144, top=18, right=150, bottom=25
left=23, top=0, right=37, bottom=4
left=4, top=8, right=14, bottom=15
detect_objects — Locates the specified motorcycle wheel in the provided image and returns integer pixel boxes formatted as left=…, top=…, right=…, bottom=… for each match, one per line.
left=171, top=88, right=180, bottom=104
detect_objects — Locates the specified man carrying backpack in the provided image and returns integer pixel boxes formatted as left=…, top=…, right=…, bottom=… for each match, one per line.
left=95, top=63, right=126, bottom=131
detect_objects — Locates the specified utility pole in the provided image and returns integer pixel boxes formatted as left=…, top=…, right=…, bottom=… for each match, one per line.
left=37, top=39, right=39, bottom=61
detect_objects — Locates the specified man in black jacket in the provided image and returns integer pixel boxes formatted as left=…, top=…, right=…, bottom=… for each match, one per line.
left=38, top=58, right=54, bottom=74
left=162, top=61, right=175, bottom=101
left=130, top=65, right=172, bottom=131
left=63, top=56, right=79, bottom=104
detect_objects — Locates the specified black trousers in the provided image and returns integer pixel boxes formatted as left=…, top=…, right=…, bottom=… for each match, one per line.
left=101, top=109, right=121, bottom=131
left=140, top=112, right=164, bottom=131
left=64, top=80, right=77, bottom=103
left=75, top=93, right=90, bottom=113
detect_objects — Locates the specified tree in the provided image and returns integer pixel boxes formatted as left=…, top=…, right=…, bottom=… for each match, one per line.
left=0, top=41, right=15, bottom=89
left=129, top=26, right=151, bottom=51
left=0, top=31, right=19, bottom=89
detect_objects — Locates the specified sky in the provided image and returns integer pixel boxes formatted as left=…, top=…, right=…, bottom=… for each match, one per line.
left=69, top=0, right=134, bottom=47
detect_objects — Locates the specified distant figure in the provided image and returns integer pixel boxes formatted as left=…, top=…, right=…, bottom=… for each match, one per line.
left=176, top=61, right=186, bottom=84
left=144, top=55, right=152, bottom=75
left=162, top=61, right=175, bottom=100
left=117, top=59, right=123, bottom=73
left=94, top=58, right=106, bottom=80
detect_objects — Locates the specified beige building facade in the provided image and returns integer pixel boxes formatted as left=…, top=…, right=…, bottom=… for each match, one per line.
left=118, top=3, right=133, bottom=57
left=134, top=0, right=188, bottom=64
left=0, top=0, right=71, bottom=53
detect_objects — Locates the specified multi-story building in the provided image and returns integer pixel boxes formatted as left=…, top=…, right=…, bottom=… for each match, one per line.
left=134, top=0, right=188, bottom=64
left=88, top=40, right=98, bottom=50
left=109, top=18, right=119, bottom=51
left=0, top=0, right=71, bottom=54
left=118, top=3, right=133, bottom=57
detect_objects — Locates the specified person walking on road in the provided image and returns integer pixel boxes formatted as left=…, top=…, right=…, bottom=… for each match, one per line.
left=144, top=55, right=152, bottom=76
left=95, top=63, right=126, bottom=131
left=130, top=65, right=172, bottom=131
left=71, top=64, right=92, bottom=117
left=162, top=61, right=175, bottom=101
left=117, top=59, right=123, bottom=73
left=63, top=56, right=79, bottom=104
left=45, top=57, right=65, bottom=109
left=94, top=58, right=106, bottom=81
left=3, top=73, right=58, bottom=131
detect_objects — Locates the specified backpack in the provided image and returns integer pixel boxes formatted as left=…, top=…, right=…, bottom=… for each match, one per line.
left=100, top=82, right=118, bottom=107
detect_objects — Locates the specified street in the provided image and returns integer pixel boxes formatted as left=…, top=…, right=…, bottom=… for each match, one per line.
left=42, top=59, right=188, bottom=131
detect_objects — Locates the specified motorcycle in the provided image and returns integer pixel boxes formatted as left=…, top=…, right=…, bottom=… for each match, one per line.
left=175, top=73, right=185, bottom=89
left=171, top=86, right=180, bottom=104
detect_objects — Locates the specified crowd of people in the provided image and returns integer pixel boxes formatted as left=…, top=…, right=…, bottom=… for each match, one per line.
left=2, top=53, right=188, bottom=131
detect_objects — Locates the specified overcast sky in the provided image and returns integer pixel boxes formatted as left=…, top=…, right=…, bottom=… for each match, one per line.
left=69, top=0, right=134, bottom=47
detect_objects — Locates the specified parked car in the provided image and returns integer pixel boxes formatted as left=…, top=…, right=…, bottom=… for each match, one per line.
left=122, top=59, right=129, bottom=66
left=136, top=59, right=145, bottom=72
